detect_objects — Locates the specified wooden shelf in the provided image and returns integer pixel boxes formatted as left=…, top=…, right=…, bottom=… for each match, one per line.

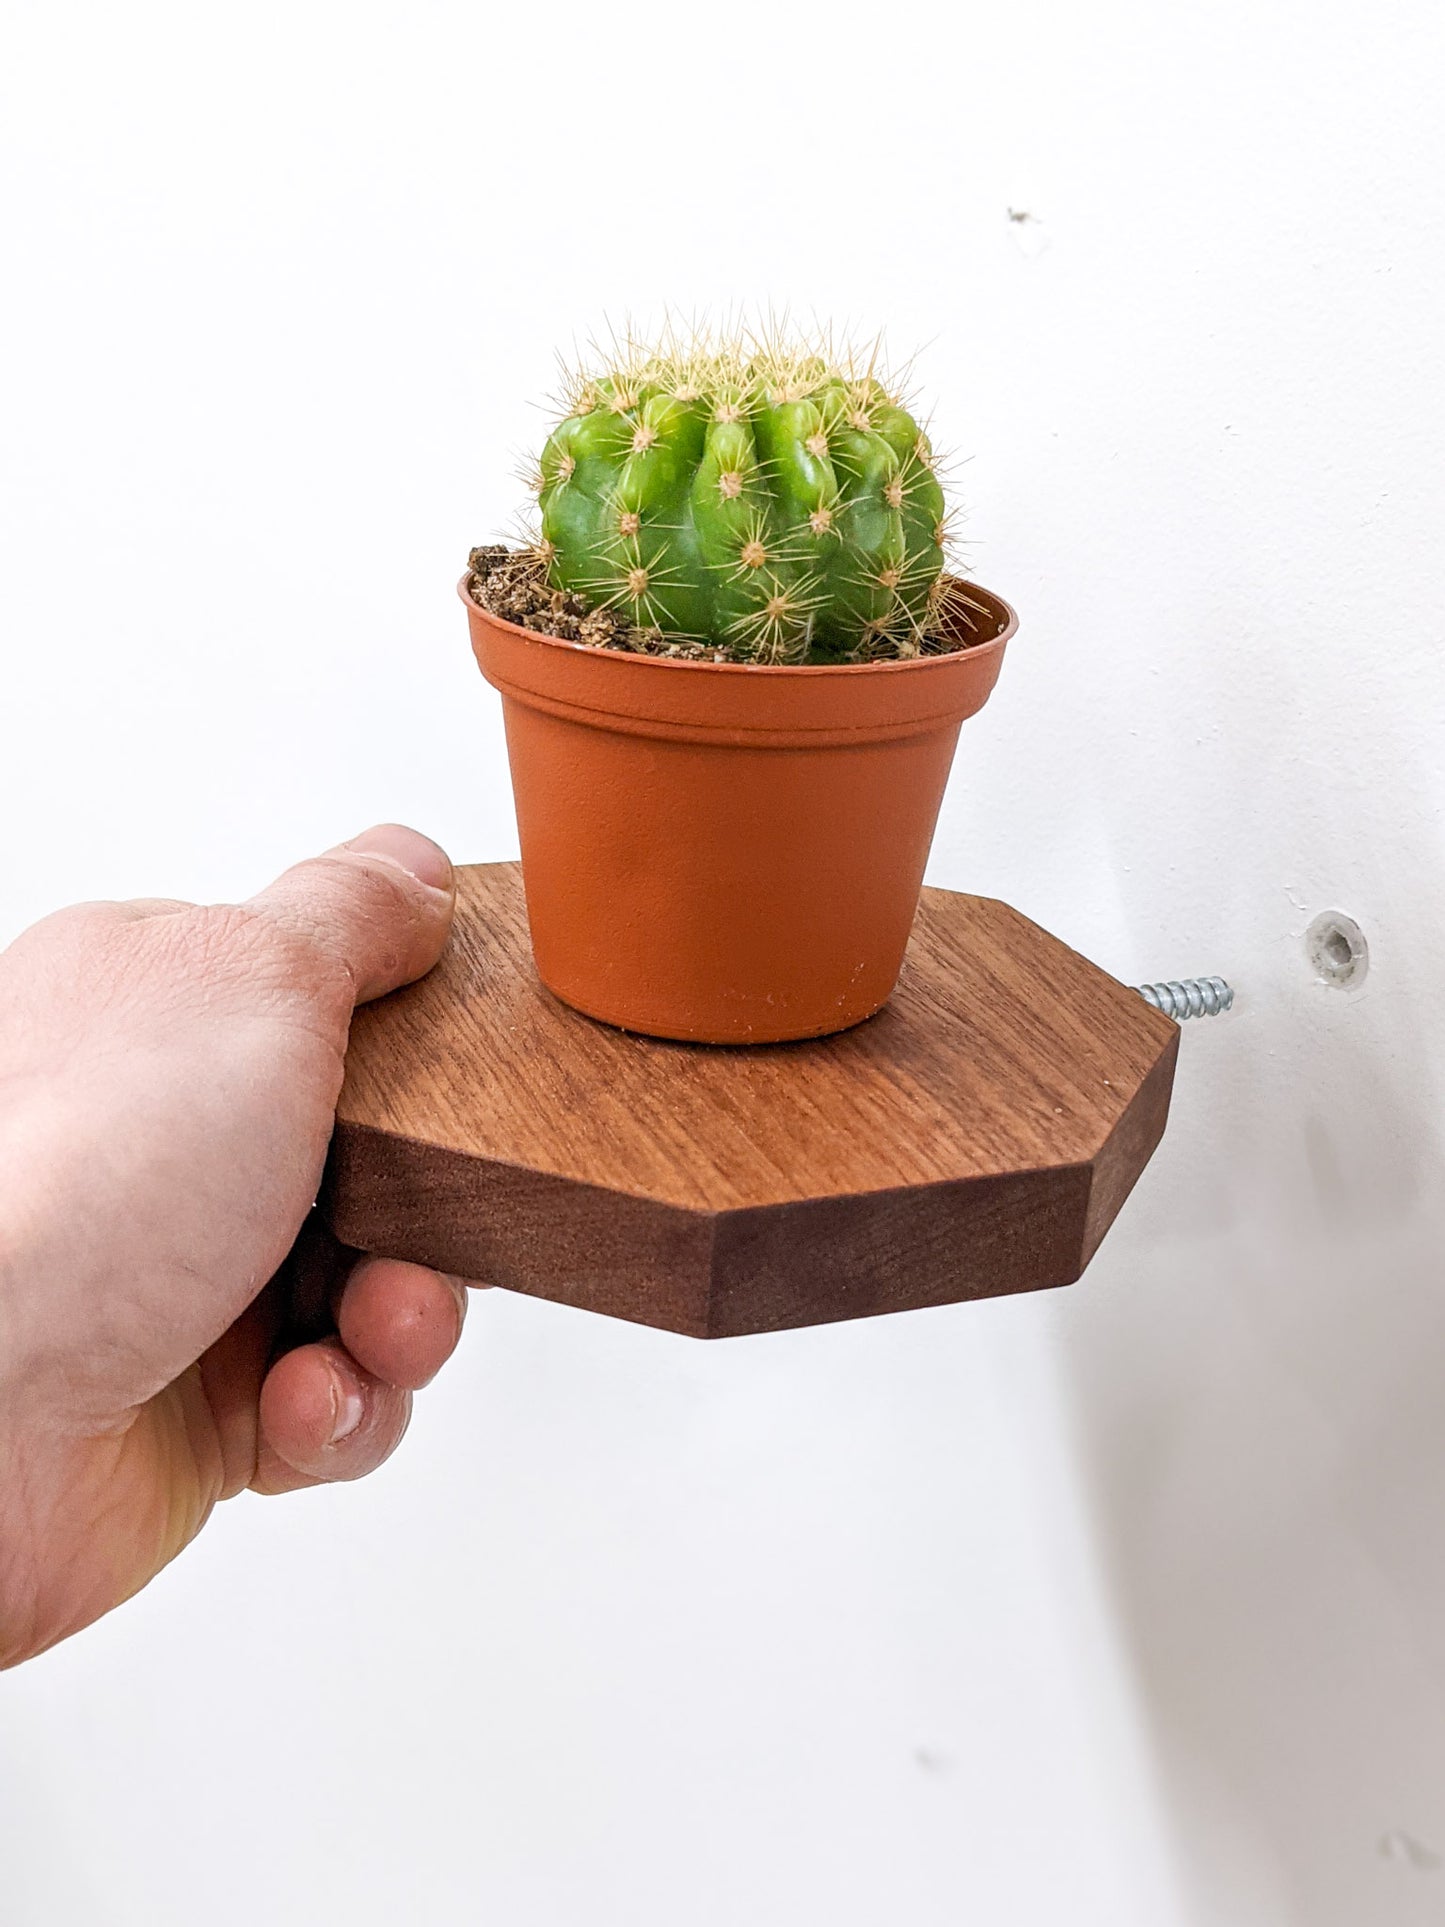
left=322, top=864, right=1179, bottom=1338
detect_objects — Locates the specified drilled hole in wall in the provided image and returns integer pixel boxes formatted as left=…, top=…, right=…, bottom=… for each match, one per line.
left=1306, top=911, right=1368, bottom=989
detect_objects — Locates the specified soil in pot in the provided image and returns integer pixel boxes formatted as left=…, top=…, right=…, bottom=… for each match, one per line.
left=466, top=545, right=997, bottom=665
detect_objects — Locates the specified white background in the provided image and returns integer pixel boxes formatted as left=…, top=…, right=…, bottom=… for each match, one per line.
left=2, top=0, right=1444, bottom=1920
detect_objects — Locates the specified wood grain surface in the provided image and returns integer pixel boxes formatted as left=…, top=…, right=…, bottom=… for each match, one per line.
left=323, top=864, right=1179, bottom=1337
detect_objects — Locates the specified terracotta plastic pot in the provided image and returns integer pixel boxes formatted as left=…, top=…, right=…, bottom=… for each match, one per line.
left=462, top=577, right=1016, bottom=1044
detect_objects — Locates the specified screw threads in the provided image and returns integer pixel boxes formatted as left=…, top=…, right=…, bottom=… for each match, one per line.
left=1135, top=977, right=1234, bottom=1021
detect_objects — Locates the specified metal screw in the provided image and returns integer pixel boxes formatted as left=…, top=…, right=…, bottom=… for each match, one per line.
left=1134, top=976, right=1234, bottom=1021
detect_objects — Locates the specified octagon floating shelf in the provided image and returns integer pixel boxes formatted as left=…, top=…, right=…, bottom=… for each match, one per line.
left=322, top=863, right=1179, bottom=1338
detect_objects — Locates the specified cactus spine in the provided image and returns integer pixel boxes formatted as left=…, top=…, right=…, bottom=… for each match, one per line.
left=535, top=332, right=952, bottom=662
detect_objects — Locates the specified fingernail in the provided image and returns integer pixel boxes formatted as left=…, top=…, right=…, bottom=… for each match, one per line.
left=328, top=1369, right=366, bottom=1445
left=342, top=824, right=454, bottom=895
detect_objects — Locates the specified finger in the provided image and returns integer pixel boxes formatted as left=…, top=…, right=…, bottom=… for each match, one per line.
left=252, top=1338, right=411, bottom=1495
left=335, top=1258, right=469, bottom=1391
left=245, top=823, right=456, bottom=1005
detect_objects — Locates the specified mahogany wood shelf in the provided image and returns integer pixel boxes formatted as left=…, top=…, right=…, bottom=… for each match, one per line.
left=322, top=863, right=1179, bottom=1338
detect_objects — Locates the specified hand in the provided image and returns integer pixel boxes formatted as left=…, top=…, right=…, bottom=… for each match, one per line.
left=0, top=825, right=472, bottom=1668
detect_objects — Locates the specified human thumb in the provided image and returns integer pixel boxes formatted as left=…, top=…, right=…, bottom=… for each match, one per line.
left=246, top=824, right=456, bottom=1004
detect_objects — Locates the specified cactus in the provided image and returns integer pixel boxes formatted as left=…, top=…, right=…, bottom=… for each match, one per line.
left=534, top=331, right=954, bottom=663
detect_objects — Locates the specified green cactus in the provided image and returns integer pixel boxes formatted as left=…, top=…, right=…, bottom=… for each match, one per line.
left=534, top=334, right=953, bottom=662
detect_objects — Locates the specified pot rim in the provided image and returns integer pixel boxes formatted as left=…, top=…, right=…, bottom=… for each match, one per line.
left=457, top=573, right=1017, bottom=678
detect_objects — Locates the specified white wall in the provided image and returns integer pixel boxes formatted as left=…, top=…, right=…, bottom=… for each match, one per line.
left=2, top=0, right=1443, bottom=1920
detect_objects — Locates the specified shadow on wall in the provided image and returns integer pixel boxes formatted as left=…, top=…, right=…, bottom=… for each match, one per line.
left=1055, top=669, right=1445, bottom=1924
